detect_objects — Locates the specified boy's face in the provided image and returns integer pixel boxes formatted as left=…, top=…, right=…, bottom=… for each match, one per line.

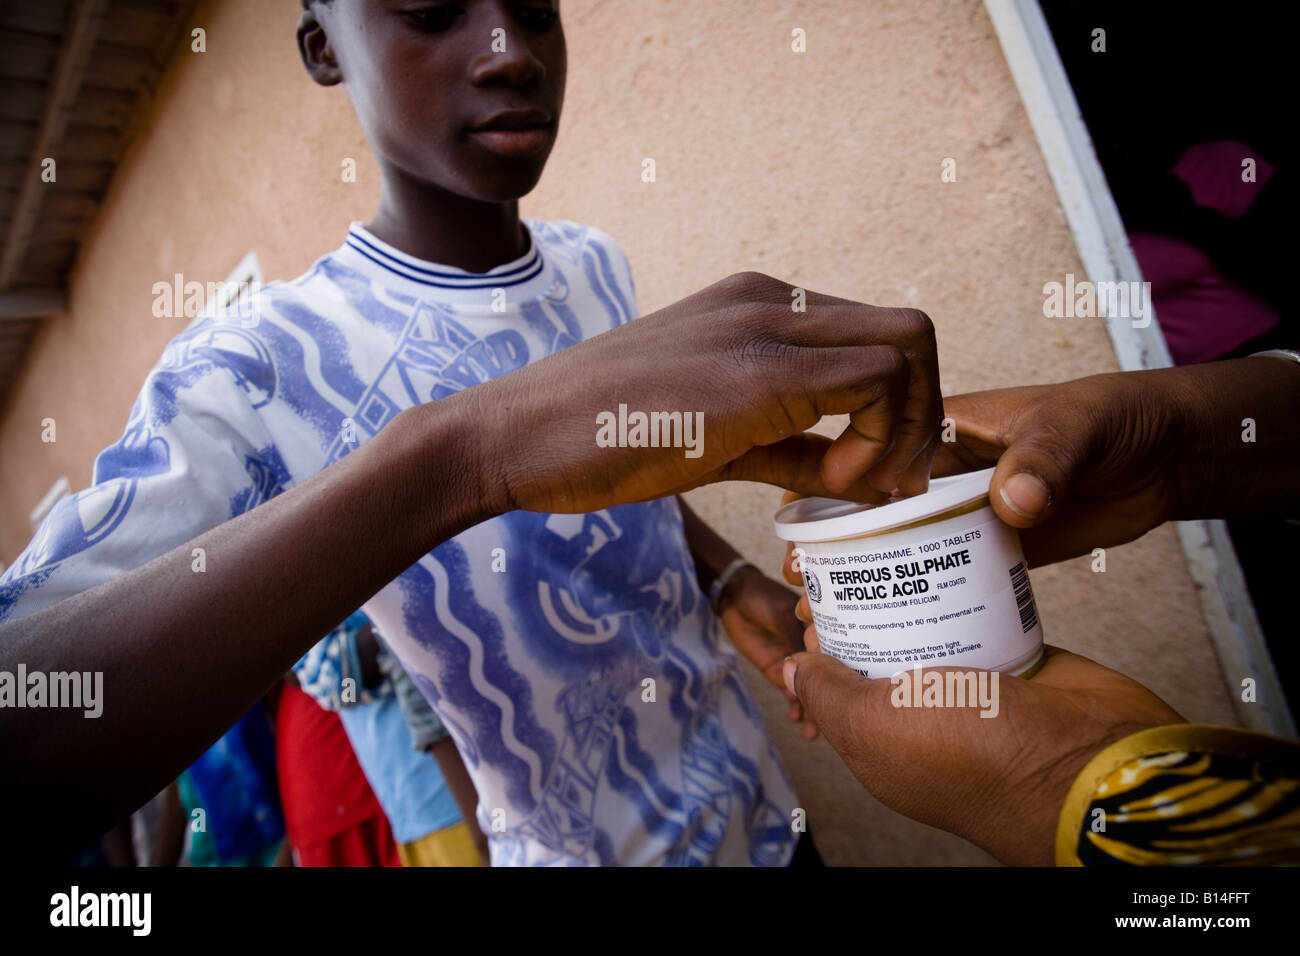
left=300, top=0, right=566, bottom=203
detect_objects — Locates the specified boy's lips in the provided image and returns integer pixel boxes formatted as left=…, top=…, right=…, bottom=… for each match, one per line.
left=468, top=109, right=555, bottom=157
left=468, top=126, right=553, bottom=157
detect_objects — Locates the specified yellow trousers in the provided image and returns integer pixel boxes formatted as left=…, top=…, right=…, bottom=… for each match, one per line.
left=397, top=822, right=484, bottom=867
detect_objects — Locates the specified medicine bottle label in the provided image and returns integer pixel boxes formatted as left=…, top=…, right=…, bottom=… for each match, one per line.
left=798, top=510, right=1043, bottom=678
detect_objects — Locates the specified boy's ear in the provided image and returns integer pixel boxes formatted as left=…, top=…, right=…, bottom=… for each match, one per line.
left=297, top=10, right=343, bottom=87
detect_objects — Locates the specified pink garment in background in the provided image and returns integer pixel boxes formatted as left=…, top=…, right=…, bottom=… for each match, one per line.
left=1133, top=140, right=1279, bottom=365
left=1173, top=140, right=1276, bottom=219
left=1130, top=232, right=1279, bottom=365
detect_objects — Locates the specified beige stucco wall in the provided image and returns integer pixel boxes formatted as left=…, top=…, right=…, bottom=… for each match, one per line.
left=0, top=0, right=1236, bottom=863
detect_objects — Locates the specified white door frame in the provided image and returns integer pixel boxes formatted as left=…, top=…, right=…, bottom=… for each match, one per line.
left=985, top=0, right=1294, bottom=737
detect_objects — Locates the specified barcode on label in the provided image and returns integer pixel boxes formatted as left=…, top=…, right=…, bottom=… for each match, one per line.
left=1008, top=561, right=1039, bottom=634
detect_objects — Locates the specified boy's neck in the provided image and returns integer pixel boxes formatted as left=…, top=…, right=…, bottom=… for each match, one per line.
left=366, top=172, right=530, bottom=273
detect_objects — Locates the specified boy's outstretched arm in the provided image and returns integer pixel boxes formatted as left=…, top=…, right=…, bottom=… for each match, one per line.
left=0, top=272, right=939, bottom=845
left=1, top=399, right=491, bottom=848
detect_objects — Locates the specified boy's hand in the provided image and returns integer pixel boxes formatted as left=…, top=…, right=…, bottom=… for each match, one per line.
left=467, top=272, right=942, bottom=516
left=715, top=567, right=819, bottom=740
left=782, top=639, right=1183, bottom=865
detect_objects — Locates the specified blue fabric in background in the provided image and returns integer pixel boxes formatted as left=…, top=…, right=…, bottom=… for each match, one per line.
left=187, top=701, right=285, bottom=862
left=339, top=694, right=462, bottom=844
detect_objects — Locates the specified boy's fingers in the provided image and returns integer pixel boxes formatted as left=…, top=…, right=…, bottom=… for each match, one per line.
left=862, top=312, right=942, bottom=497
left=721, top=435, right=890, bottom=503
left=878, top=416, right=941, bottom=498
left=705, top=330, right=944, bottom=500
left=779, top=338, right=940, bottom=497
left=777, top=292, right=929, bottom=352
left=862, top=380, right=943, bottom=498
left=795, top=297, right=940, bottom=442
left=820, top=347, right=909, bottom=493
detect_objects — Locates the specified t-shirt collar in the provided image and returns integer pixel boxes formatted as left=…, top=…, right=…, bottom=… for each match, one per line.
left=337, top=221, right=553, bottom=306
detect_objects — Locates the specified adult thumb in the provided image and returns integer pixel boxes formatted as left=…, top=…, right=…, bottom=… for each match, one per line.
left=782, top=651, right=873, bottom=735
left=988, top=422, right=1085, bottom=529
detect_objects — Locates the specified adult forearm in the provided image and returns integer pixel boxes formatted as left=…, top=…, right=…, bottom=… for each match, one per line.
left=1164, top=356, right=1300, bottom=519
left=0, top=392, right=495, bottom=841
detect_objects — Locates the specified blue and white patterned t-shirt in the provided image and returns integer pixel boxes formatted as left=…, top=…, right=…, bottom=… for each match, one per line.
left=0, top=221, right=798, bottom=866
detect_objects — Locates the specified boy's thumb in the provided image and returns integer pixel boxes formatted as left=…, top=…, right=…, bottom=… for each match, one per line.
left=988, top=426, right=1083, bottom=529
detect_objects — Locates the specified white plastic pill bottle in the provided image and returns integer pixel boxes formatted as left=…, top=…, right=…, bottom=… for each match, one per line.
left=774, top=467, right=1044, bottom=679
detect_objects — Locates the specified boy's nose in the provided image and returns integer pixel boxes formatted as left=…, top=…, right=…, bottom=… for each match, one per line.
left=469, top=31, right=547, bottom=87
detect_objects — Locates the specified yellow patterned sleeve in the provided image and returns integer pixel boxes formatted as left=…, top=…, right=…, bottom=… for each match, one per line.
left=1055, top=724, right=1300, bottom=866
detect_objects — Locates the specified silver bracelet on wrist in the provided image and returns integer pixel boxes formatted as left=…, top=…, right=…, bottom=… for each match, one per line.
left=708, top=557, right=754, bottom=613
left=1249, top=348, right=1300, bottom=365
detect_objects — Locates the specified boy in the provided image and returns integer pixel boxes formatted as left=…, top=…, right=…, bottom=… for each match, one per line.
left=2, top=0, right=816, bottom=865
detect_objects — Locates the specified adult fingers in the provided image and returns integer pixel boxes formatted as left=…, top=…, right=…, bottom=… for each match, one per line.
left=988, top=414, right=1090, bottom=529
left=782, top=651, right=872, bottom=741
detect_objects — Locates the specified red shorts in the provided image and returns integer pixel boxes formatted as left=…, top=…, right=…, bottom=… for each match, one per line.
left=275, top=682, right=401, bottom=867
